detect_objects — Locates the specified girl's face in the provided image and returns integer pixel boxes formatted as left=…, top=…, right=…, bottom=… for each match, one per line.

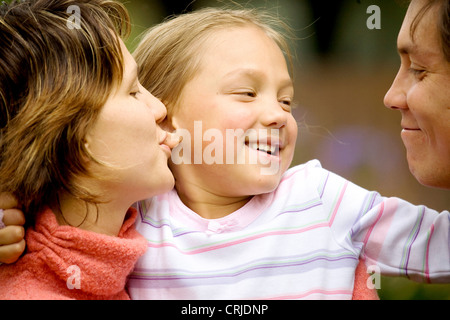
left=85, top=39, right=177, bottom=204
left=384, top=0, right=450, bottom=189
left=170, top=26, right=298, bottom=197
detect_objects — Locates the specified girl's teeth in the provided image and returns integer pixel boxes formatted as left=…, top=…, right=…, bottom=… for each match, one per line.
left=250, top=143, right=258, bottom=151
left=249, top=143, right=276, bottom=155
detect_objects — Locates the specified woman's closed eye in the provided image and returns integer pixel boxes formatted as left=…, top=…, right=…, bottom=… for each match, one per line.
left=128, top=78, right=143, bottom=98
left=130, top=84, right=141, bottom=98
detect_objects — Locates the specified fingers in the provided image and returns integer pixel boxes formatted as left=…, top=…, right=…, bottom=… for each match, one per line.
left=0, top=226, right=25, bottom=246
left=0, top=192, right=19, bottom=209
left=0, top=239, right=26, bottom=264
left=0, top=194, right=25, bottom=264
left=2, top=209, right=25, bottom=226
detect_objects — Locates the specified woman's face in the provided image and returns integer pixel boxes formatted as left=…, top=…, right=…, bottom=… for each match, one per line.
left=384, top=0, right=450, bottom=189
left=85, top=39, right=177, bottom=204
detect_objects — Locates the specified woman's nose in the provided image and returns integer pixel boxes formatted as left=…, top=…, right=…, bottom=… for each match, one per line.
left=151, top=96, right=167, bottom=124
left=141, top=84, right=167, bottom=123
left=164, top=131, right=182, bottom=150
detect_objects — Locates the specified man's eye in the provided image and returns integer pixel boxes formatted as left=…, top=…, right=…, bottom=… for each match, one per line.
left=409, top=68, right=425, bottom=75
left=408, top=66, right=427, bottom=80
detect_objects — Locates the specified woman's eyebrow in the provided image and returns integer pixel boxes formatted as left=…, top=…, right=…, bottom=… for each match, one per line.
left=124, top=63, right=139, bottom=88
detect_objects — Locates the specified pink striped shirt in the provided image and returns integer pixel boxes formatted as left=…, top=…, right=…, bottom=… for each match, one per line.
left=127, top=160, right=450, bottom=300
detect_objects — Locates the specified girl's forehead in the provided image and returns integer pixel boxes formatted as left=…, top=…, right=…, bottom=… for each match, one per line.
left=209, top=25, right=273, bottom=45
left=201, top=26, right=285, bottom=64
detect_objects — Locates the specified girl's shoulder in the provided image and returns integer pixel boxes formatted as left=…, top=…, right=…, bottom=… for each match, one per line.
left=280, top=160, right=338, bottom=189
left=279, top=160, right=374, bottom=205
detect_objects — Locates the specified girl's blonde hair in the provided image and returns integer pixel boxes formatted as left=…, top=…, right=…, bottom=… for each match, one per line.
left=0, top=0, right=130, bottom=217
left=134, top=7, right=294, bottom=118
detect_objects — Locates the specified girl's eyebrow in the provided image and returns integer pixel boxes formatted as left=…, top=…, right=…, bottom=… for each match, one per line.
left=223, top=68, right=263, bottom=78
left=223, top=68, right=293, bottom=89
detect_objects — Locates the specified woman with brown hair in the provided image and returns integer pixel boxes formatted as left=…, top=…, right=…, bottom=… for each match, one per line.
left=0, top=0, right=178, bottom=299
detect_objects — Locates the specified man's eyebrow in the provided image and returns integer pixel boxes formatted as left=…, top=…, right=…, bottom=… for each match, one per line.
left=398, top=43, right=416, bottom=55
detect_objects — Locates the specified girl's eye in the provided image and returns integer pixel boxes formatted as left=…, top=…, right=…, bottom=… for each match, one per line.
left=280, top=100, right=292, bottom=111
left=238, top=91, right=256, bottom=98
left=231, top=90, right=257, bottom=101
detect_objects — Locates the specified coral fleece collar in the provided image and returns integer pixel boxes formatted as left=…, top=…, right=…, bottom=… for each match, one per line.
left=26, top=207, right=147, bottom=296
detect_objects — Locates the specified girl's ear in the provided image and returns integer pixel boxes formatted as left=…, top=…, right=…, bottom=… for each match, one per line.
left=163, top=115, right=178, bottom=132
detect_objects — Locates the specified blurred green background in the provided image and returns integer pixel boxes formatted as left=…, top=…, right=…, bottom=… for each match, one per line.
left=123, top=0, right=449, bottom=300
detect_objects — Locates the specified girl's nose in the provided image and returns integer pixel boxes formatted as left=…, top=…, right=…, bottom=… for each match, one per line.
left=260, top=99, right=288, bottom=129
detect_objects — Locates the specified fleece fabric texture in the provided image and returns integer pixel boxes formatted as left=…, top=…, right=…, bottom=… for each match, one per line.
left=0, top=207, right=147, bottom=300
left=352, top=259, right=379, bottom=300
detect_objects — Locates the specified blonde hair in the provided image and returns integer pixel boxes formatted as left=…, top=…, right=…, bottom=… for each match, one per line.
left=0, top=0, right=130, bottom=216
left=134, top=7, right=294, bottom=118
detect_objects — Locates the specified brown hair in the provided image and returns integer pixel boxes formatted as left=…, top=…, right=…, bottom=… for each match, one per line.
left=410, top=0, right=450, bottom=61
left=0, top=0, right=130, bottom=216
left=133, top=7, right=295, bottom=119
